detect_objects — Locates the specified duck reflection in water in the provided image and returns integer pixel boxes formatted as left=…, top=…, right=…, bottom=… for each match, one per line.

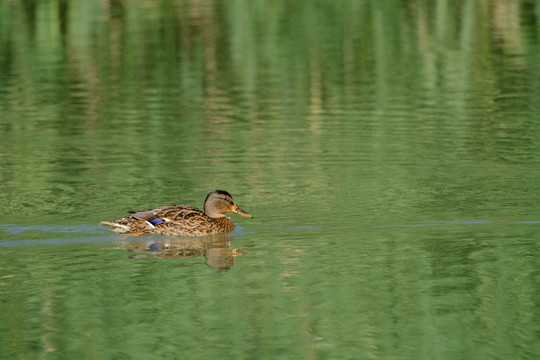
left=121, top=235, right=243, bottom=270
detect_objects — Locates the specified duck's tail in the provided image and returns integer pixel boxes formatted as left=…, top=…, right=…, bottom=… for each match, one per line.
left=100, top=221, right=130, bottom=233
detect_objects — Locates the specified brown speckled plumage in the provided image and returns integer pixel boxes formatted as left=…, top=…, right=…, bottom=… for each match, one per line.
left=100, top=190, right=252, bottom=236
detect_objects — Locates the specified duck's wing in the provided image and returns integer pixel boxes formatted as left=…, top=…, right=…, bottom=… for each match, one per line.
left=154, top=205, right=205, bottom=221
left=128, top=205, right=181, bottom=220
left=152, top=206, right=229, bottom=236
left=129, top=205, right=204, bottom=221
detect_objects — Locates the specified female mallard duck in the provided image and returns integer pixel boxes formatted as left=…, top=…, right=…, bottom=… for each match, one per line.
left=100, top=190, right=252, bottom=236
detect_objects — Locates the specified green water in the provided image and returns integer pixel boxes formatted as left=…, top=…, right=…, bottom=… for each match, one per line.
left=1, top=1, right=540, bottom=359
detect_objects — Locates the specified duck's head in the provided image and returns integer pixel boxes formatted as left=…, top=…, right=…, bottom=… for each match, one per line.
left=204, top=190, right=253, bottom=219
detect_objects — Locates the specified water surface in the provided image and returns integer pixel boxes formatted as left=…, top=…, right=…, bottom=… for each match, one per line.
left=1, top=1, right=540, bottom=359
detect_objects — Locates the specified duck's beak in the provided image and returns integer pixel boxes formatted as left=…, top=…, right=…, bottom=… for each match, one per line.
left=233, top=206, right=253, bottom=218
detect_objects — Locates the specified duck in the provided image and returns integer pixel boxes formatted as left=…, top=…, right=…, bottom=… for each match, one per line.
left=100, top=190, right=252, bottom=236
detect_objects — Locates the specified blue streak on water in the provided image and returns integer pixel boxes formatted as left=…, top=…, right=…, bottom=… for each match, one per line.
left=377, top=220, right=493, bottom=228
left=0, top=224, right=101, bottom=233
left=1, top=220, right=538, bottom=248
left=0, top=224, right=243, bottom=247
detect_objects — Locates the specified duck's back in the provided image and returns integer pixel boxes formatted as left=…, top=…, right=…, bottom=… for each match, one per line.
left=132, top=205, right=235, bottom=236
left=152, top=205, right=205, bottom=221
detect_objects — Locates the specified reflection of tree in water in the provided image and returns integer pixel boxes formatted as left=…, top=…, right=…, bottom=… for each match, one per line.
left=122, top=235, right=243, bottom=270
